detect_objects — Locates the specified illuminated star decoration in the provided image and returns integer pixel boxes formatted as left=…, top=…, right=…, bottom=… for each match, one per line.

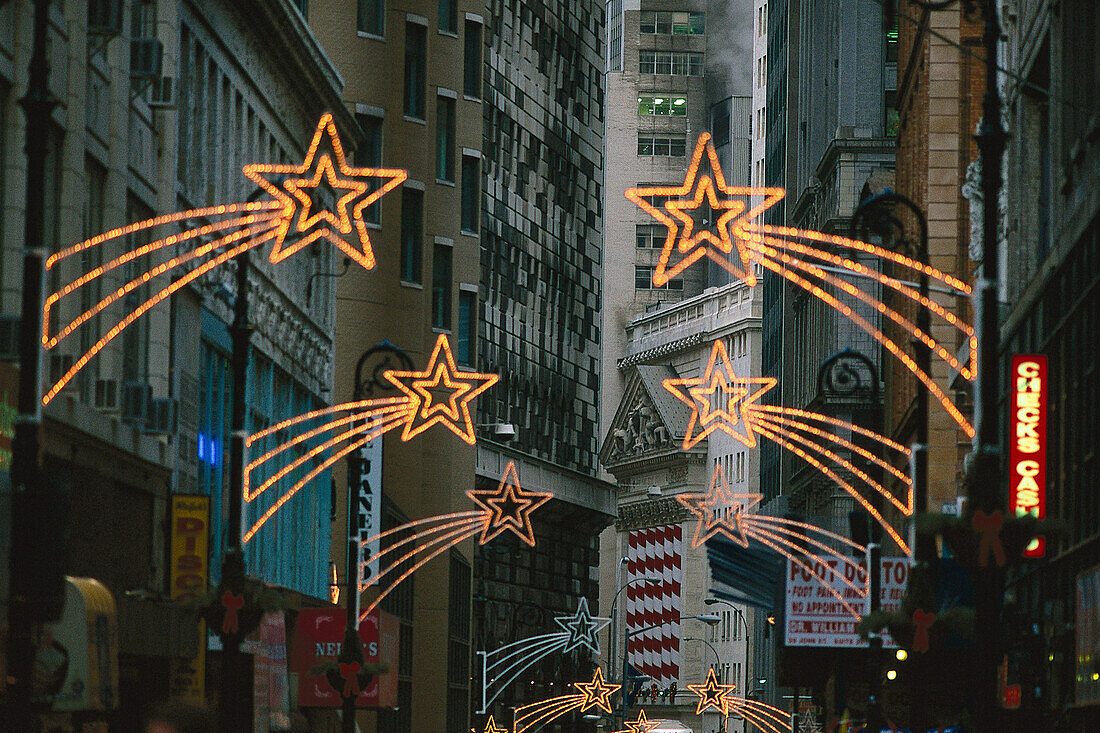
left=482, top=715, right=508, bottom=733
left=244, top=112, right=407, bottom=270
left=614, top=709, right=660, bottom=733
left=626, top=134, right=979, bottom=439
left=626, top=133, right=784, bottom=288
left=688, top=668, right=737, bottom=716
left=385, top=333, right=500, bottom=444
left=554, top=597, right=612, bottom=653
left=676, top=463, right=762, bottom=548
left=466, top=461, right=553, bottom=546
left=573, top=668, right=620, bottom=712
left=663, top=339, right=776, bottom=450
left=40, top=113, right=408, bottom=405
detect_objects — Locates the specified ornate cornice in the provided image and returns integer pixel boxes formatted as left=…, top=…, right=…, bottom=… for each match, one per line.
left=616, top=334, right=703, bottom=370
left=615, top=497, right=690, bottom=532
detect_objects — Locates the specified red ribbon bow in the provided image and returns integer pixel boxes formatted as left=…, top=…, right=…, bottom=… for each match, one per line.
left=220, top=591, right=244, bottom=634
left=972, top=509, right=1006, bottom=568
left=340, top=662, right=362, bottom=698
left=912, top=608, right=937, bottom=653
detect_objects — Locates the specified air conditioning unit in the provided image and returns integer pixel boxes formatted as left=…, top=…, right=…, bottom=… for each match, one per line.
left=149, top=76, right=175, bottom=108
left=88, top=0, right=124, bottom=36
left=0, top=315, right=19, bottom=361
left=130, top=38, right=163, bottom=79
left=94, top=379, right=119, bottom=411
left=121, top=381, right=152, bottom=424
left=145, top=397, right=178, bottom=435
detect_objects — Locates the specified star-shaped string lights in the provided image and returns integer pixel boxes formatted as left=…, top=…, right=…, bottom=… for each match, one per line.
left=466, top=461, right=552, bottom=546
left=385, top=333, right=499, bottom=443
left=687, top=668, right=737, bottom=716
left=573, top=668, right=620, bottom=712
left=663, top=339, right=776, bottom=449
left=482, top=715, right=509, bottom=733
left=554, top=597, right=611, bottom=653
left=244, top=112, right=407, bottom=270
left=625, top=132, right=783, bottom=288
left=614, top=709, right=660, bottom=733
left=676, top=464, right=763, bottom=548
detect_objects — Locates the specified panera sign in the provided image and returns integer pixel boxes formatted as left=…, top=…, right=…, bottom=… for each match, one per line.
left=1010, top=355, right=1046, bottom=558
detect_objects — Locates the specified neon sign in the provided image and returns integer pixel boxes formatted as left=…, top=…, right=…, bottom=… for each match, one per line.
left=1010, top=355, right=1047, bottom=557
left=40, top=114, right=407, bottom=404
left=665, top=339, right=913, bottom=553
left=627, top=133, right=976, bottom=437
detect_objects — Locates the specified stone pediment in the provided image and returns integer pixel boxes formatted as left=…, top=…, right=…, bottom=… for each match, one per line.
left=599, top=365, right=695, bottom=469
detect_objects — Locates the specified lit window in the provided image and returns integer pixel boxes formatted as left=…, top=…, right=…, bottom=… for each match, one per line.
left=638, top=95, right=687, bottom=116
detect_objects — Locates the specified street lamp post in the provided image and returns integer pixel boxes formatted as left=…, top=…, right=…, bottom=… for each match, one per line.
left=685, top=637, right=725, bottom=733
left=339, top=343, right=412, bottom=733
left=621, top=614, right=720, bottom=726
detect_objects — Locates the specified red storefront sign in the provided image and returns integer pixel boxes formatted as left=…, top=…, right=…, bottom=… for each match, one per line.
left=1009, top=355, right=1047, bottom=557
left=290, top=608, right=399, bottom=708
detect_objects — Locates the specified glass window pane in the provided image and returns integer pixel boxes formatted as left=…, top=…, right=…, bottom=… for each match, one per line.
left=461, top=155, right=479, bottom=232
left=638, top=137, right=653, bottom=155
left=464, top=21, right=482, bottom=97
left=436, top=97, right=455, bottom=181
left=400, top=188, right=423, bottom=283
left=404, top=23, right=426, bottom=118
left=358, top=0, right=383, bottom=35
left=432, top=244, right=452, bottom=329
left=438, top=0, right=456, bottom=33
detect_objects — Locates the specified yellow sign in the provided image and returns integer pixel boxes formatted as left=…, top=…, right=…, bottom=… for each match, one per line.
left=169, top=495, right=210, bottom=703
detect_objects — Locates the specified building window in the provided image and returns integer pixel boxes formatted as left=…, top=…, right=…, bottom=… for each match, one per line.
left=404, top=23, right=426, bottom=118
left=636, top=224, right=666, bottom=248
left=461, top=154, right=480, bottom=232
left=638, top=95, right=687, bottom=116
left=638, top=51, right=703, bottom=76
left=432, top=243, right=452, bottom=330
left=457, top=290, right=476, bottom=365
left=436, top=96, right=455, bottom=182
left=446, top=554, right=471, bottom=733
left=356, top=113, right=383, bottom=222
left=635, top=265, right=683, bottom=290
left=640, top=11, right=704, bottom=35
left=358, top=0, right=383, bottom=35
left=439, top=0, right=456, bottom=33
left=400, top=188, right=423, bottom=284
left=638, top=135, right=687, bottom=157
left=463, top=20, right=482, bottom=97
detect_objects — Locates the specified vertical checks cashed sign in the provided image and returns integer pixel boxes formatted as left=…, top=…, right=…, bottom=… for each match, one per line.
left=626, top=524, right=683, bottom=686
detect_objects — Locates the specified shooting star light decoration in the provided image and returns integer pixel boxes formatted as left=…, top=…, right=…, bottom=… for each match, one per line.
left=627, top=133, right=975, bottom=437
left=665, top=339, right=912, bottom=553
left=512, top=668, right=620, bottom=733
left=477, top=598, right=611, bottom=714
left=687, top=668, right=737, bottom=716
left=42, top=113, right=406, bottom=404
left=354, top=461, right=551, bottom=622
left=613, top=709, right=659, bottom=733
left=241, top=333, right=498, bottom=543
left=727, top=697, right=794, bottom=733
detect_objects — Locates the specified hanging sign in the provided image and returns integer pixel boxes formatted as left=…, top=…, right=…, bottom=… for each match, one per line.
left=358, top=423, right=384, bottom=597
left=1009, top=355, right=1046, bottom=557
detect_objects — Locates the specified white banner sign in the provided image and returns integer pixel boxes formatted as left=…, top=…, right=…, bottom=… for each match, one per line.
left=357, top=423, right=384, bottom=600
left=784, top=556, right=909, bottom=648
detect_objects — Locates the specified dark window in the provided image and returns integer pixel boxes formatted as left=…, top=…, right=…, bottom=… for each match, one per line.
left=446, top=554, right=471, bottom=733
left=635, top=265, right=683, bottom=290
left=439, top=0, right=456, bottom=33
left=358, top=0, right=383, bottom=36
left=457, top=290, right=476, bottom=365
left=432, top=243, right=452, bottom=329
left=436, top=96, right=455, bottom=181
left=461, top=155, right=479, bottom=232
left=463, top=20, right=482, bottom=97
left=356, top=113, right=383, bottom=222
left=400, top=189, right=423, bottom=283
left=404, top=23, right=426, bottom=118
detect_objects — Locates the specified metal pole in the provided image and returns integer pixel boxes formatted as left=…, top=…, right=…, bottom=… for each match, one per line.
left=7, top=2, right=57, bottom=731
left=218, top=249, right=251, bottom=733
left=970, top=2, right=1006, bottom=730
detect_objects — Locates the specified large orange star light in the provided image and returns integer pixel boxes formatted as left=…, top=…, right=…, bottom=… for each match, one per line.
left=625, top=132, right=783, bottom=288
left=384, top=333, right=499, bottom=443
left=614, top=710, right=660, bottom=733
left=663, top=339, right=776, bottom=450
left=676, top=464, right=763, bottom=548
left=466, top=461, right=552, bottom=546
left=688, top=668, right=737, bottom=716
left=573, top=668, right=620, bottom=712
left=244, top=112, right=407, bottom=270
